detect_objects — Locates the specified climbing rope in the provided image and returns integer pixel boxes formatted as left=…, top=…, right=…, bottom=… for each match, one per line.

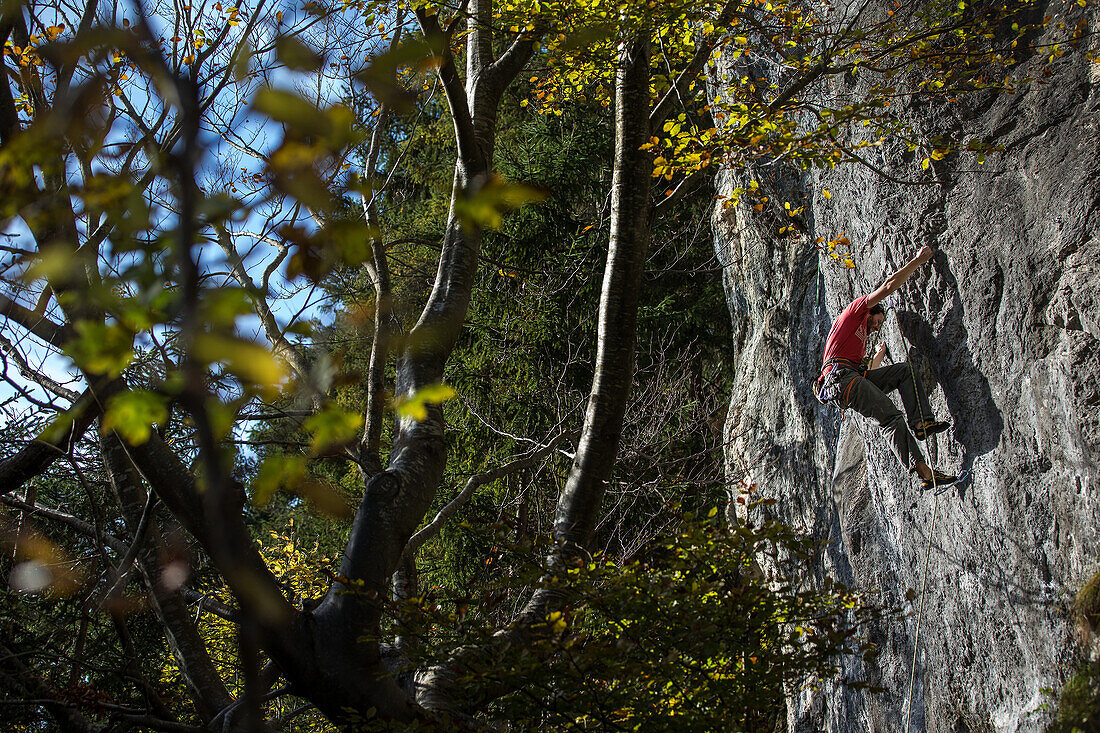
left=904, top=490, right=939, bottom=733
left=898, top=309, right=938, bottom=733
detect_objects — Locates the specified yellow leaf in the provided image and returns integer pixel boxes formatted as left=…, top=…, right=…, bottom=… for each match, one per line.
left=102, top=390, right=168, bottom=445
left=394, top=383, right=457, bottom=422
left=303, top=404, right=363, bottom=455
left=454, top=174, right=547, bottom=233
left=193, top=333, right=287, bottom=387
left=823, top=189, right=832, bottom=199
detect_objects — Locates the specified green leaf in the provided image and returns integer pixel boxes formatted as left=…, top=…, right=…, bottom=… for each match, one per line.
left=275, top=35, right=323, bottom=72
left=252, top=454, right=307, bottom=507
left=253, top=88, right=331, bottom=138
left=454, top=174, right=548, bottom=233
left=283, top=220, right=379, bottom=282
left=394, top=383, right=457, bottom=422
left=193, top=333, right=287, bottom=387
left=25, top=246, right=79, bottom=283
left=63, top=321, right=134, bottom=377
left=102, top=390, right=168, bottom=445
left=197, top=193, right=241, bottom=223
left=251, top=453, right=350, bottom=518
left=199, top=288, right=253, bottom=327
left=38, top=410, right=76, bottom=445
left=354, top=36, right=444, bottom=112
left=303, top=404, right=363, bottom=455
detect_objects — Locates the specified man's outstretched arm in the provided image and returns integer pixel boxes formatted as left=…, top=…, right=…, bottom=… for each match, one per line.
left=867, top=245, right=935, bottom=307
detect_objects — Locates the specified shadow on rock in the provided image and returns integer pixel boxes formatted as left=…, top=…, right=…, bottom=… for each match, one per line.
left=896, top=253, right=1004, bottom=477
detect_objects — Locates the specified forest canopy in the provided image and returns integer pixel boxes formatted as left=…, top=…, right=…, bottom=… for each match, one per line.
left=0, top=0, right=1077, bottom=727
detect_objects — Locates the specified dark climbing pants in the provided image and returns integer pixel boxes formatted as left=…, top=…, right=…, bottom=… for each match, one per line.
left=832, top=362, right=933, bottom=473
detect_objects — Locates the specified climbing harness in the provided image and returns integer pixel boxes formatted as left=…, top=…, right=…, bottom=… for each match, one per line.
left=813, top=356, right=863, bottom=405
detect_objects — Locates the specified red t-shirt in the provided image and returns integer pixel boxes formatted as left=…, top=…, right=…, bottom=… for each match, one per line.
left=822, top=295, right=869, bottom=367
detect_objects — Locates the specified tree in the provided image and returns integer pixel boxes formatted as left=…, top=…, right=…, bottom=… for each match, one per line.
left=0, top=0, right=1071, bottom=726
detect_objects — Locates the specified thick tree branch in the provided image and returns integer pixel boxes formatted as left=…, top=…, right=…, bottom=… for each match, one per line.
left=484, top=29, right=544, bottom=91
left=181, top=587, right=241, bottom=623
left=0, top=292, right=73, bottom=346
left=555, top=32, right=652, bottom=552
left=0, top=387, right=100, bottom=495
left=416, top=9, right=483, bottom=173
left=650, top=0, right=741, bottom=129
left=415, top=31, right=654, bottom=719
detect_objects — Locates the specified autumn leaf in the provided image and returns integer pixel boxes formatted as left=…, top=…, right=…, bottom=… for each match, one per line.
left=102, top=390, right=168, bottom=445
left=454, top=174, right=547, bottom=233
left=394, top=382, right=457, bottom=422
left=303, top=403, right=363, bottom=455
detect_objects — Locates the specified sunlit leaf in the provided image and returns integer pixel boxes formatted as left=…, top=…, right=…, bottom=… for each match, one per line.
left=63, top=321, right=134, bottom=377
left=283, top=221, right=379, bottom=282
left=199, top=287, right=253, bottom=327
left=252, top=453, right=307, bottom=506
left=394, top=382, right=457, bottom=422
left=454, top=174, right=548, bottom=233
left=102, top=390, right=169, bottom=445
left=303, top=403, right=363, bottom=455
left=193, top=333, right=288, bottom=387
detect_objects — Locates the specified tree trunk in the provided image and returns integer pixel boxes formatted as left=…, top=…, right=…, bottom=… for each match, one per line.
left=554, top=31, right=652, bottom=552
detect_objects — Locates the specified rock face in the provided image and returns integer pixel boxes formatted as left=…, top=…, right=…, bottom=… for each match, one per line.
left=713, top=5, right=1100, bottom=731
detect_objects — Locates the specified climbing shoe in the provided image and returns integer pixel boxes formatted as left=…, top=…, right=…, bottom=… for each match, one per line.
left=913, top=420, right=950, bottom=441
left=920, top=470, right=958, bottom=493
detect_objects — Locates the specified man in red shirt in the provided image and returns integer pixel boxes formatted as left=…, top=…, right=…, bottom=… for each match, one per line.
left=818, top=245, right=956, bottom=491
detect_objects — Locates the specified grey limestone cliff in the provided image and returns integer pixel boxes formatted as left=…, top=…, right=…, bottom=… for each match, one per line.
left=713, top=4, right=1100, bottom=730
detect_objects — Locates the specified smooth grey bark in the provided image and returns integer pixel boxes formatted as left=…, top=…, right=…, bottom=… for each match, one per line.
left=412, top=33, right=655, bottom=717
left=554, top=32, right=652, bottom=551
left=269, top=6, right=542, bottom=724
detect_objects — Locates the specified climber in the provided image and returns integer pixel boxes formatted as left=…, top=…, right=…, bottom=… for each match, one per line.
left=816, top=244, right=957, bottom=491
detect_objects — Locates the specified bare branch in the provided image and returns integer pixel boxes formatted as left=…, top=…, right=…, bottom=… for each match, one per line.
left=213, top=224, right=313, bottom=384
left=0, top=332, right=79, bottom=401
left=0, top=493, right=128, bottom=555
left=403, top=431, right=574, bottom=559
